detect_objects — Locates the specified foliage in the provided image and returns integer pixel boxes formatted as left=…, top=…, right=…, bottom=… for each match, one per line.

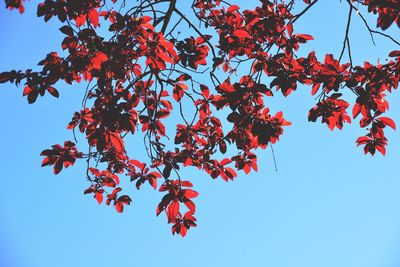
left=1, top=0, right=400, bottom=236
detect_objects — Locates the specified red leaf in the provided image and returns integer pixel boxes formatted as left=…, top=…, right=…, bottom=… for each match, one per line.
left=119, top=196, right=132, bottom=205
left=232, top=30, right=250, bottom=38
left=148, top=177, right=157, bottom=190
left=88, top=8, right=99, bottom=27
left=180, top=225, right=188, bottom=237
left=47, top=87, right=59, bottom=98
left=23, top=86, right=32, bottom=96
left=149, top=171, right=162, bottom=178
left=102, top=177, right=116, bottom=188
left=356, top=136, right=370, bottom=145
left=84, top=187, right=95, bottom=194
left=184, top=199, right=196, bottom=212
left=41, top=157, right=54, bottom=167
left=176, top=74, right=191, bottom=81
left=109, top=133, right=124, bottom=152
left=200, top=84, right=210, bottom=98
left=286, top=23, right=294, bottom=36
left=91, top=52, right=108, bottom=70
left=389, top=50, right=400, bottom=57
left=184, top=189, right=199, bottom=199
left=176, top=83, right=188, bottom=90
left=243, top=164, right=251, bottom=174
left=95, top=192, right=103, bottom=204
left=167, top=200, right=180, bottom=223
left=89, top=167, right=100, bottom=176
left=379, top=117, right=396, bottom=130
left=173, top=85, right=185, bottom=102
left=297, top=34, right=314, bottom=41
left=115, top=201, right=124, bottom=213
left=224, top=167, right=236, bottom=179
left=181, top=181, right=193, bottom=187
left=130, top=159, right=146, bottom=171
left=227, top=5, right=240, bottom=12
left=75, top=14, right=87, bottom=27
left=54, top=158, right=63, bottom=175
left=220, top=158, right=232, bottom=166
left=376, top=144, right=386, bottom=155
left=111, top=187, right=122, bottom=196
left=352, top=103, right=361, bottom=119
left=311, top=83, right=320, bottom=96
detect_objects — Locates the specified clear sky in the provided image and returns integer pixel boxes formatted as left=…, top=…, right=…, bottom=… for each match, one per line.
left=1, top=1, right=400, bottom=267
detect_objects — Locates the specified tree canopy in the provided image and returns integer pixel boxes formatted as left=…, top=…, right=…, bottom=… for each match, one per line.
left=1, top=0, right=400, bottom=236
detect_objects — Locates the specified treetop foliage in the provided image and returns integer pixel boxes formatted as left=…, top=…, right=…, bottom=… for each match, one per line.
left=1, top=0, right=400, bottom=236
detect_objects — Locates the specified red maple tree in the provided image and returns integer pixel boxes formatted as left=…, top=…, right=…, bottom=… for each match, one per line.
left=1, top=0, right=400, bottom=236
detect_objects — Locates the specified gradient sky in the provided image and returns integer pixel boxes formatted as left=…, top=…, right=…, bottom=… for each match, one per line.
left=1, top=1, right=400, bottom=267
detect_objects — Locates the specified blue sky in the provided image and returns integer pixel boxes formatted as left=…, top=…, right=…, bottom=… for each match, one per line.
left=1, top=1, right=400, bottom=267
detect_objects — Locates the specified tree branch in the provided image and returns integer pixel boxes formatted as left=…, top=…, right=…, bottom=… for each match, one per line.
left=161, top=0, right=177, bottom=34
